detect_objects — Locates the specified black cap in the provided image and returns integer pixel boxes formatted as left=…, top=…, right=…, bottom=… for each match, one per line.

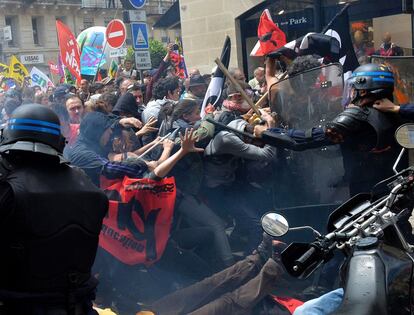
left=189, top=74, right=206, bottom=87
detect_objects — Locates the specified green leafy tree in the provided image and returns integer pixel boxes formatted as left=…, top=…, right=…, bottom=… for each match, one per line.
left=149, top=39, right=167, bottom=69
left=126, top=47, right=135, bottom=62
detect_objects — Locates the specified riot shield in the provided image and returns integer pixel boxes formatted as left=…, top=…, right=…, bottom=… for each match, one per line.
left=371, top=55, right=414, bottom=105
left=269, top=63, right=348, bottom=208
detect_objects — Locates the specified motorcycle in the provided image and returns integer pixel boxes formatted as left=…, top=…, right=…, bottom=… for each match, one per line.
left=261, top=123, right=414, bottom=315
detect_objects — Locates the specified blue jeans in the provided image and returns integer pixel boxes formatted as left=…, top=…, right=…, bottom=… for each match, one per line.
left=293, top=288, right=344, bottom=315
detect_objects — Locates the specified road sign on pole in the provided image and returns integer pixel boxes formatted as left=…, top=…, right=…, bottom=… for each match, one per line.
left=134, top=50, right=152, bottom=70
left=106, top=19, right=127, bottom=49
left=131, top=22, right=149, bottom=50
left=110, top=47, right=128, bottom=58
left=129, top=0, right=146, bottom=9
left=128, top=10, right=147, bottom=22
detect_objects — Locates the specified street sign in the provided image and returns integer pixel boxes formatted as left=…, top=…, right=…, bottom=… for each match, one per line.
left=129, top=0, right=146, bottom=9
left=106, top=19, right=127, bottom=49
left=131, top=22, right=149, bottom=50
left=109, top=47, right=128, bottom=58
left=3, top=26, right=12, bottom=41
left=134, top=50, right=152, bottom=70
left=128, top=10, right=147, bottom=22
left=20, top=54, right=44, bottom=65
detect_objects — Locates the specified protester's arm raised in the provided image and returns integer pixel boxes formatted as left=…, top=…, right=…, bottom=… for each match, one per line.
left=153, top=129, right=203, bottom=178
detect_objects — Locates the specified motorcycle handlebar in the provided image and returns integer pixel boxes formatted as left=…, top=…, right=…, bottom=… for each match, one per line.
left=294, top=246, right=317, bottom=271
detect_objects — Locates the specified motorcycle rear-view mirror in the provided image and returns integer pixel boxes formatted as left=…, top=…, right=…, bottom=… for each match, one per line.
left=261, top=212, right=289, bottom=237
left=395, top=123, right=414, bottom=149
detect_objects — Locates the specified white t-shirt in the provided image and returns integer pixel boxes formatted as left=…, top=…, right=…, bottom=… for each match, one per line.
left=120, top=69, right=138, bottom=79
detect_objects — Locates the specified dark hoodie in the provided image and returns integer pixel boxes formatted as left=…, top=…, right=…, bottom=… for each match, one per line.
left=112, top=93, right=141, bottom=118
left=65, top=111, right=148, bottom=186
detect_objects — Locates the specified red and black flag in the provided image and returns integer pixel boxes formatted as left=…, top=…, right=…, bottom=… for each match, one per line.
left=269, top=4, right=359, bottom=75
left=99, top=176, right=176, bottom=266
left=250, top=9, right=287, bottom=57
left=201, top=36, right=231, bottom=118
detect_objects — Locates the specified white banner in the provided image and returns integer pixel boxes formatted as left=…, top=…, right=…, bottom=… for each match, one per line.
left=30, top=66, right=54, bottom=92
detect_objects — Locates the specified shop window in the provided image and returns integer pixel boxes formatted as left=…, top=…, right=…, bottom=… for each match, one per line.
left=5, top=15, right=19, bottom=47
left=350, top=14, right=412, bottom=62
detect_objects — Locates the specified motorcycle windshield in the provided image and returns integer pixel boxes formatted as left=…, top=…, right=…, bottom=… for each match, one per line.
left=268, top=63, right=348, bottom=208
left=371, top=55, right=414, bottom=105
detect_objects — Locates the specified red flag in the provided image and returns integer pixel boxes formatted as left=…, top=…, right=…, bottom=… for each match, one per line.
left=170, top=50, right=188, bottom=79
left=250, top=9, right=287, bottom=57
left=56, top=20, right=81, bottom=83
left=48, top=61, right=59, bottom=75
left=99, top=176, right=176, bottom=266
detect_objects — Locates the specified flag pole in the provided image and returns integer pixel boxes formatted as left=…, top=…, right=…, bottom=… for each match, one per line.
left=215, top=58, right=261, bottom=116
left=92, top=6, right=121, bottom=83
left=321, top=3, right=351, bottom=33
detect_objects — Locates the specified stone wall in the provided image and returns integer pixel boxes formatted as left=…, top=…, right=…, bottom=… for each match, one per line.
left=179, top=0, right=264, bottom=74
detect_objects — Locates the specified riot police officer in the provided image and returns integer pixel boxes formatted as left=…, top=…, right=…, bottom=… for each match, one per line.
left=255, top=63, right=403, bottom=195
left=0, top=104, right=108, bottom=314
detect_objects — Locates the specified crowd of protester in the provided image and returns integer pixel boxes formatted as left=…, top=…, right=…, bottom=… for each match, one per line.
left=0, top=34, right=408, bottom=314
left=0, top=42, right=275, bottom=313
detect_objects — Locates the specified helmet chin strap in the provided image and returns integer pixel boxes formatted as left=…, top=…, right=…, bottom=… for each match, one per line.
left=351, top=89, right=392, bottom=107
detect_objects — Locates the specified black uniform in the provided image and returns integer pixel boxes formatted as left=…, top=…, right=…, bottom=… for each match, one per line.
left=263, top=106, right=402, bottom=195
left=0, top=104, right=108, bottom=315
left=0, top=154, right=108, bottom=314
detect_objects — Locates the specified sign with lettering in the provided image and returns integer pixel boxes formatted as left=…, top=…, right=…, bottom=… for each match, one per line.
left=20, top=54, right=44, bottom=65
left=110, top=47, right=128, bottom=58
left=3, top=26, right=12, bottom=41
left=99, top=176, right=176, bottom=266
left=275, top=9, right=314, bottom=30
left=134, top=50, right=152, bottom=70
left=30, top=66, right=54, bottom=91
left=128, top=10, right=147, bottom=22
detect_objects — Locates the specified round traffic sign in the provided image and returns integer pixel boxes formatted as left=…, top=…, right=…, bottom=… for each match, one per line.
left=129, top=0, right=146, bottom=9
left=106, top=19, right=127, bottom=49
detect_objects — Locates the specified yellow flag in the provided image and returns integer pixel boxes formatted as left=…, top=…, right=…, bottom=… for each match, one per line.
left=8, top=55, right=29, bottom=86
left=0, top=63, right=9, bottom=76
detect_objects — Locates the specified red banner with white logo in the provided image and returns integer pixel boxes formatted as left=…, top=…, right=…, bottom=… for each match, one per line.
left=48, top=61, right=60, bottom=75
left=99, top=176, right=176, bottom=266
left=56, top=20, right=81, bottom=83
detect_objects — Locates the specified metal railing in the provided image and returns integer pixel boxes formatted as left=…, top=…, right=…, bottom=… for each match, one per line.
left=80, top=0, right=175, bottom=14
left=2, top=0, right=176, bottom=13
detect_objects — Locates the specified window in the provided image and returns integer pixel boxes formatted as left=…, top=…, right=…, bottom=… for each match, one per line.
left=5, top=15, right=18, bottom=47
left=83, top=17, right=94, bottom=30
left=32, top=17, right=44, bottom=46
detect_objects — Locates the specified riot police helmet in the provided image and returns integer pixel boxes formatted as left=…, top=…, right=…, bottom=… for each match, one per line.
left=349, top=63, right=394, bottom=93
left=344, top=63, right=395, bottom=106
left=0, top=104, right=65, bottom=156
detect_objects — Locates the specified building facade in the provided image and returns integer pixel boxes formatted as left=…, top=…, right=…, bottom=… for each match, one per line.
left=179, top=0, right=414, bottom=78
left=0, top=0, right=176, bottom=76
